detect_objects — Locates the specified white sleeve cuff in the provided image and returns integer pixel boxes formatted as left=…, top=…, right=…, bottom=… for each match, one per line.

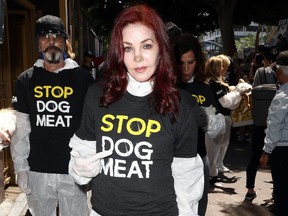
left=68, top=158, right=92, bottom=185
left=10, top=111, right=31, bottom=173
left=172, top=154, right=204, bottom=216
left=219, top=91, right=242, bottom=110
left=68, top=134, right=96, bottom=185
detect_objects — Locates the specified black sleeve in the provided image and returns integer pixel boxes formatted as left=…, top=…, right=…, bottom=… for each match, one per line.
left=75, top=84, right=99, bottom=141
left=12, top=68, right=33, bottom=114
left=173, top=90, right=199, bottom=158
left=198, top=106, right=208, bottom=129
left=210, top=81, right=226, bottom=100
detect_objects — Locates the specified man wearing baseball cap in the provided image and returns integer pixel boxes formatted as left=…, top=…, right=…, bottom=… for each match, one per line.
left=260, top=50, right=288, bottom=216
left=35, top=15, right=68, bottom=39
left=81, top=50, right=95, bottom=72
left=10, top=15, right=93, bottom=216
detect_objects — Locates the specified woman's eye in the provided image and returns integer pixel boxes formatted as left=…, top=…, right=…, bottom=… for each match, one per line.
left=124, top=47, right=133, bottom=52
left=188, top=59, right=195, bottom=64
left=143, top=44, right=152, bottom=49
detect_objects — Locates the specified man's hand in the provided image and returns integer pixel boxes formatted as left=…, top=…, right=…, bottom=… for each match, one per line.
left=260, top=153, right=269, bottom=168
left=17, top=171, right=32, bottom=194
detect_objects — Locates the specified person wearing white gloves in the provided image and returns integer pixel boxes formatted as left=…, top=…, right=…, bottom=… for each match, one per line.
left=69, top=4, right=204, bottom=216
left=173, top=33, right=225, bottom=216
left=205, top=56, right=251, bottom=183
left=10, top=15, right=94, bottom=216
left=0, top=108, right=16, bottom=151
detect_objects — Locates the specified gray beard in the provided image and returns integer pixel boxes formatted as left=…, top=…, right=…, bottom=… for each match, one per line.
left=43, top=46, right=62, bottom=64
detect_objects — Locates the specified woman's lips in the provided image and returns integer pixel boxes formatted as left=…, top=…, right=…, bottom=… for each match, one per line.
left=135, top=67, right=146, bottom=73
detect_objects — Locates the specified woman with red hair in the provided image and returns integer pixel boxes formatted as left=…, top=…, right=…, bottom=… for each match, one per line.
left=69, top=4, right=204, bottom=215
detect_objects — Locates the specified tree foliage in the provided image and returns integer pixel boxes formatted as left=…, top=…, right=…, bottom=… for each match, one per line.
left=81, top=0, right=124, bottom=36
left=80, top=0, right=219, bottom=37
left=81, top=0, right=288, bottom=34
left=81, top=0, right=288, bottom=55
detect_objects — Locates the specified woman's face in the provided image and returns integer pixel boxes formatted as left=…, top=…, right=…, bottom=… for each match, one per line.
left=219, top=62, right=224, bottom=76
left=180, top=50, right=196, bottom=82
left=122, top=23, right=160, bottom=82
left=221, top=63, right=228, bottom=76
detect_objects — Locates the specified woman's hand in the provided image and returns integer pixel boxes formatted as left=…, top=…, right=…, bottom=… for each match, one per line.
left=235, top=82, right=252, bottom=95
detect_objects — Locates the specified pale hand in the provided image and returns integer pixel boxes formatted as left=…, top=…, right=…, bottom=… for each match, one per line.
left=17, top=171, right=32, bottom=194
left=71, top=150, right=113, bottom=178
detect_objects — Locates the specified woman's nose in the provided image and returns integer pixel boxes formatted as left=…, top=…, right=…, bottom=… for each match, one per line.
left=134, top=55, right=143, bottom=62
left=183, top=63, right=188, bottom=71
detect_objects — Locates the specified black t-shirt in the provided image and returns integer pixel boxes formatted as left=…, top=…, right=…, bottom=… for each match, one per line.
left=81, top=64, right=92, bottom=72
left=179, top=81, right=219, bottom=157
left=76, top=84, right=199, bottom=215
left=209, top=80, right=231, bottom=116
left=12, top=66, right=94, bottom=174
left=179, top=81, right=219, bottom=109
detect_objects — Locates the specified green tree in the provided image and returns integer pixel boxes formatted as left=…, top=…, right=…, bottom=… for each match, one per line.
left=204, top=0, right=288, bottom=56
left=81, top=0, right=288, bottom=56
left=235, top=34, right=256, bottom=58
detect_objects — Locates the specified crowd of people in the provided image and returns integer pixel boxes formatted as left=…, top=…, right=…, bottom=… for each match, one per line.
left=0, top=3, right=288, bottom=216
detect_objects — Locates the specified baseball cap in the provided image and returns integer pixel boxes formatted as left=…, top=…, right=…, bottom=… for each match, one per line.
left=276, top=50, right=288, bottom=66
left=84, top=50, right=94, bottom=58
left=35, top=15, right=67, bottom=39
left=276, top=50, right=288, bottom=75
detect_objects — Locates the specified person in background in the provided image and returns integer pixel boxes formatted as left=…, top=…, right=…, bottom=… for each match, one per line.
left=233, top=60, right=253, bottom=143
left=244, top=50, right=276, bottom=201
left=82, top=50, right=98, bottom=80
left=252, top=52, right=276, bottom=86
left=81, top=50, right=95, bottom=72
left=248, top=53, right=264, bottom=83
left=65, top=39, right=75, bottom=59
left=260, top=50, right=288, bottom=216
left=69, top=4, right=204, bottom=216
left=10, top=15, right=94, bottom=216
left=205, top=56, right=250, bottom=183
left=0, top=108, right=16, bottom=151
left=215, top=54, right=235, bottom=173
left=273, top=34, right=288, bottom=56
left=174, top=33, right=225, bottom=216
left=226, top=56, right=238, bottom=86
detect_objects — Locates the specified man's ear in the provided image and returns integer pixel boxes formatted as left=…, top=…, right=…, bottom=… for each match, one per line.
left=276, top=69, right=284, bottom=82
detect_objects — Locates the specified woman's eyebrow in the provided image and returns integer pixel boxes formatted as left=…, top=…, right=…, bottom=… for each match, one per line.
left=123, top=38, right=154, bottom=45
left=140, top=38, right=153, bottom=43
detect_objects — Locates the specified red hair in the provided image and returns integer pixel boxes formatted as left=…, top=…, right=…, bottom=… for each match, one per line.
left=100, top=4, right=179, bottom=117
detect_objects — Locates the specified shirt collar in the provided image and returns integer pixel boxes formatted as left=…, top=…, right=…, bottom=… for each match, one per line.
left=127, top=73, right=154, bottom=97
